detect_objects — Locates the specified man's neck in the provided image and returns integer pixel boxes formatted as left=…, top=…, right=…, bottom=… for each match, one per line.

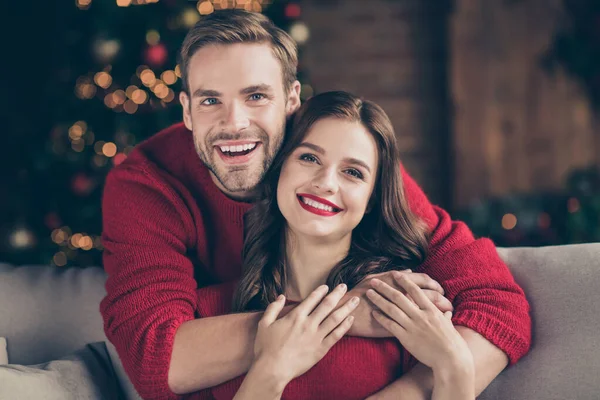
left=284, top=229, right=351, bottom=301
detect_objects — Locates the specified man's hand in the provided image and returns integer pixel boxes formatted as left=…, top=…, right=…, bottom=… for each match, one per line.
left=346, top=270, right=453, bottom=337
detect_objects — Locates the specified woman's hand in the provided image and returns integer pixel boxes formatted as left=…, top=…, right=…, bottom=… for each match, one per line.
left=366, top=275, right=473, bottom=374
left=235, top=284, right=360, bottom=399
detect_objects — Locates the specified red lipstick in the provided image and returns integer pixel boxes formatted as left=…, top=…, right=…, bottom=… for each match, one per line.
left=297, top=194, right=342, bottom=217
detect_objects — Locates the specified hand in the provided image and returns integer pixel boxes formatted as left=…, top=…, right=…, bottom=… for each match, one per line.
left=367, top=275, right=473, bottom=373
left=251, top=284, right=360, bottom=385
left=346, top=270, right=453, bottom=337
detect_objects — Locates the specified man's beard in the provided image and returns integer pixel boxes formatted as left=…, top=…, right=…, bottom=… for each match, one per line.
left=193, top=123, right=285, bottom=194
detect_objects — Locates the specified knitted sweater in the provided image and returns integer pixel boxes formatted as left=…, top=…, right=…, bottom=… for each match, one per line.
left=100, top=122, right=531, bottom=400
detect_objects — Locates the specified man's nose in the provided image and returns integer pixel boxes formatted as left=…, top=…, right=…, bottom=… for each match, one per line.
left=220, top=102, right=250, bottom=132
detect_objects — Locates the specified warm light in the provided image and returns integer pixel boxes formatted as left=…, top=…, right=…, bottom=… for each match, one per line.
left=131, top=89, right=148, bottom=104
left=568, top=197, right=580, bottom=213
left=70, top=233, right=83, bottom=248
left=69, top=123, right=84, bottom=140
left=113, top=90, right=127, bottom=105
left=51, top=229, right=68, bottom=244
left=161, top=70, right=177, bottom=85
left=140, top=69, right=157, bottom=86
left=71, top=138, right=85, bottom=152
left=94, top=236, right=104, bottom=250
left=146, top=30, right=161, bottom=46
left=102, top=142, right=118, bottom=157
left=85, top=131, right=95, bottom=145
left=182, top=8, right=200, bottom=27
left=116, top=0, right=132, bottom=6
left=53, top=252, right=67, bottom=267
left=174, top=64, right=181, bottom=78
left=164, top=89, right=175, bottom=103
left=79, top=235, right=94, bottom=250
left=501, top=214, right=517, bottom=230
left=76, top=0, right=92, bottom=10
left=104, top=94, right=117, bottom=108
left=198, top=1, right=214, bottom=15
left=124, top=100, right=139, bottom=114
left=154, top=83, right=169, bottom=99
left=10, top=228, right=35, bottom=249
left=94, top=71, right=112, bottom=89
left=126, top=85, right=138, bottom=99
left=289, top=22, right=309, bottom=44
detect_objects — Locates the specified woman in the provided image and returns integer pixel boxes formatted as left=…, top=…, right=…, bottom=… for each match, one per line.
left=197, top=91, right=474, bottom=400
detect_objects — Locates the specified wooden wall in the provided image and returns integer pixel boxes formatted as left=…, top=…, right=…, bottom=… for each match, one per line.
left=451, top=0, right=600, bottom=208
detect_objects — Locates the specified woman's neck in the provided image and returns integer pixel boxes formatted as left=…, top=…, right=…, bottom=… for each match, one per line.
left=284, top=229, right=351, bottom=302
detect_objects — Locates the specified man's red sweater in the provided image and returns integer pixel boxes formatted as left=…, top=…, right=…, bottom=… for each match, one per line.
left=100, top=123, right=531, bottom=400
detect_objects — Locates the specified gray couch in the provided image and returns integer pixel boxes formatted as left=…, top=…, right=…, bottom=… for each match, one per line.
left=1, top=244, right=599, bottom=399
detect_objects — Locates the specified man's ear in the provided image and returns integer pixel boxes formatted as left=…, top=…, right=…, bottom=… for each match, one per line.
left=285, top=80, right=302, bottom=117
left=179, top=91, right=193, bottom=131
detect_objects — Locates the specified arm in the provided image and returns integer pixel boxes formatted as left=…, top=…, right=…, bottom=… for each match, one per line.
left=366, top=165, right=530, bottom=399
left=100, top=165, right=265, bottom=399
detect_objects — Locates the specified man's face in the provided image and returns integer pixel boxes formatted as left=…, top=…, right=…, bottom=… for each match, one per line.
left=180, top=43, right=301, bottom=200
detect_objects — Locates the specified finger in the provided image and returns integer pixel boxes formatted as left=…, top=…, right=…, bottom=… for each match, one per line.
left=392, top=271, right=444, bottom=295
left=319, top=296, right=360, bottom=335
left=366, top=289, right=411, bottom=328
left=322, top=315, right=354, bottom=350
left=371, top=279, right=421, bottom=318
left=309, top=284, right=349, bottom=323
left=260, top=294, right=286, bottom=326
left=290, top=284, right=331, bottom=317
left=444, top=311, right=453, bottom=320
left=393, top=275, right=436, bottom=311
left=372, top=310, right=406, bottom=338
left=421, top=289, right=454, bottom=313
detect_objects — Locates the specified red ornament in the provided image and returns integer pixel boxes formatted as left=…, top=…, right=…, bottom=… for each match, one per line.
left=285, top=3, right=301, bottom=18
left=144, top=43, right=168, bottom=68
left=71, top=173, right=96, bottom=196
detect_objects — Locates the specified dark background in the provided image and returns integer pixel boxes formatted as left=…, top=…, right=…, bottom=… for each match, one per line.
left=2, top=0, right=599, bottom=268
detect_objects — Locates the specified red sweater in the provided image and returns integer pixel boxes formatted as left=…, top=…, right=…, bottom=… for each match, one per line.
left=100, top=123, right=531, bottom=400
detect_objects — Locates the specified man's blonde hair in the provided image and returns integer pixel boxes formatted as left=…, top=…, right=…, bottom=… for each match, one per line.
left=179, top=9, right=298, bottom=94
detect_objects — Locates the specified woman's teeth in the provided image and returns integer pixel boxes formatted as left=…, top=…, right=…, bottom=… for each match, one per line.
left=301, top=196, right=335, bottom=212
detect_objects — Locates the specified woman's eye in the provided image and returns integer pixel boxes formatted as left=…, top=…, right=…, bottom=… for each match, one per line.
left=299, top=153, right=318, bottom=163
left=201, top=98, right=219, bottom=105
left=345, top=169, right=364, bottom=179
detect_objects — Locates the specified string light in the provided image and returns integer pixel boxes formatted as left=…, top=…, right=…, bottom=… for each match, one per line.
left=124, top=100, right=139, bottom=114
left=140, top=69, right=157, bottom=86
left=198, top=1, right=214, bottom=15
left=161, top=70, right=177, bottom=85
left=102, top=142, right=118, bottom=157
left=146, top=30, right=161, bottom=46
left=94, top=71, right=112, bottom=89
left=76, top=0, right=92, bottom=10
left=502, top=214, right=517, bottom=230
left=53, top=252, right=67, bottom=267
left=116, top=0, right=132, bottom=6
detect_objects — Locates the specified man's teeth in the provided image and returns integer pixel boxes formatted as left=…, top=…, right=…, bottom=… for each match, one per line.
left=219, top=143, right=257, bottom=153
left=301, top=197, right=335, bottom=212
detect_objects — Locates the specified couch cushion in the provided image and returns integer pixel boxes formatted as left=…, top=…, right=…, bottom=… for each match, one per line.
left=0, top=264, right=108, bottom=365
left=479, top=243, right=600, bottom=400
left=0, top=342, right=123, bottom=400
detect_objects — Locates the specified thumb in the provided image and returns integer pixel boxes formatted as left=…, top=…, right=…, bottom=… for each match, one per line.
left=443, top=311, right=453, bottom=320
left=261, top=294, right=286, bottom=326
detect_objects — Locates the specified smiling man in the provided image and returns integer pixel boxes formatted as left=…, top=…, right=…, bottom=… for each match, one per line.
left=100, top=10, right=531, bottom=400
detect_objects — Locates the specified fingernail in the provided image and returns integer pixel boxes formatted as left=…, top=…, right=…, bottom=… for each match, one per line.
left=371, top=279, right=381, bottom=286
left=278, top=294, right=285, bottom=301
left=339, top=283, right=347, bottom=291
left=366, top=289, right=375, bottom=297
left=351, top=296, right=360, bottom=305
left=348, top=316, right=355, bottom=323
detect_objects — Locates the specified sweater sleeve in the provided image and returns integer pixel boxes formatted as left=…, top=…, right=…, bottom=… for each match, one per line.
left=100, top=163, right=200, bottom=400
left=400, top=164, right=532, bottom=365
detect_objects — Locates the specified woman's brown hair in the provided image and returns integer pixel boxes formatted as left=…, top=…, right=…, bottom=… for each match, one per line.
left=232, top=91, right=429, bottom=311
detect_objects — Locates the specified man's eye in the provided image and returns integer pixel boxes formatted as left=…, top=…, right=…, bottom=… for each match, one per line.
left=249, top=93, right=265, bottom=101
left=299, top=153, right=318, bottom=163
left=201, top=98, right=219, bottom=105
left=345, top=169, right=364, bottom=179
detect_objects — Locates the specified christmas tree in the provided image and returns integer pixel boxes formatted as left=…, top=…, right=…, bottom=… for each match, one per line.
left=1, top=0, right=310, bottom=267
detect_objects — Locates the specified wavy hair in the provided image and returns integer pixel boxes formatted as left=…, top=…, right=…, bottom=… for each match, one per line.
left=232, top=91, right=430, bottom=311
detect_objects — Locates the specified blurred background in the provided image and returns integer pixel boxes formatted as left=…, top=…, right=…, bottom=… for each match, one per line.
left=1, top=0, right=599, bottom=267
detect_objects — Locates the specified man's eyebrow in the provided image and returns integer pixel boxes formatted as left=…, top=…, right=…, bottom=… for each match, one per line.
left=240, top=84, right=274, bottom=95
left=297, top=142, right=371, bottom=173
left=192, top=88, right=221, bottom=98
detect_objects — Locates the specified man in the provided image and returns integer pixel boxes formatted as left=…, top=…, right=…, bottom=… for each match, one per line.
left=100, top=10, right=531, bottom=400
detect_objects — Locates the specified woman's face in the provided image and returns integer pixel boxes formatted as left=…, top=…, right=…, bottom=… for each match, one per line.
left=277, top=117, right=379, bottom=241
